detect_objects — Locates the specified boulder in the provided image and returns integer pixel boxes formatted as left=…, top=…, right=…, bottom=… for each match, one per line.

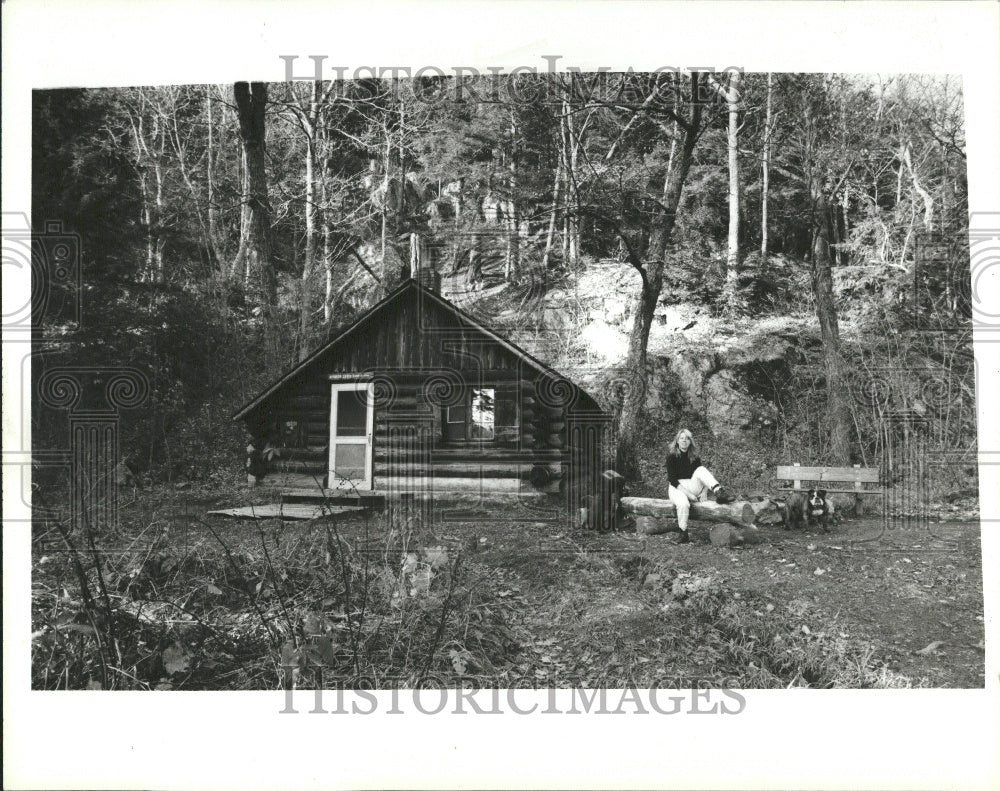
left=704, top=370, right=779, bottom=438
left=704, top=370, right=754, bottom=436
left=666, top=349, right=719, bottom=414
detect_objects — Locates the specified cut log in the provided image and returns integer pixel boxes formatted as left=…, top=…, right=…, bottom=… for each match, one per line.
left=635, top=515, right=677, bottom=535
left=620, top=497, right=754, bottom=527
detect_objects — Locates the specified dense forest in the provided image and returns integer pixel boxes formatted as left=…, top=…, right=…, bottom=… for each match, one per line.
left=32, top=71, right=974, bottom=495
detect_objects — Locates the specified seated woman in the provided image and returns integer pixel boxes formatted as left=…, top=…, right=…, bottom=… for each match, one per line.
left=665, top=428, right=733, bottom=543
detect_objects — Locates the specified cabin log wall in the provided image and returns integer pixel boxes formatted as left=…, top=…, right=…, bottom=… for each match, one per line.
left=241, top=284, right=609, bottom=496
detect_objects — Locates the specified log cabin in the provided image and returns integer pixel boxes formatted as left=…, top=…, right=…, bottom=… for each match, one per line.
left=233, top=268, right=613, bottom=510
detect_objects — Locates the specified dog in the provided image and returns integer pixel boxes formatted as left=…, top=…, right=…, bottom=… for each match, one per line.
left=782, top=489, right=835, bottom=531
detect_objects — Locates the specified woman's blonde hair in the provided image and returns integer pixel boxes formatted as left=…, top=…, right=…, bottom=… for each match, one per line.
left=669, top=428, right=695, bottom=456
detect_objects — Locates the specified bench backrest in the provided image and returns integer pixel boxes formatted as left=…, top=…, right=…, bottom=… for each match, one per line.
left=776, top=464, right=880, bottom=491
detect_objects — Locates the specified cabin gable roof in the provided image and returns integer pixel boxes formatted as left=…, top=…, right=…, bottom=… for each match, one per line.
left=233, top=279, right=605, bottom=421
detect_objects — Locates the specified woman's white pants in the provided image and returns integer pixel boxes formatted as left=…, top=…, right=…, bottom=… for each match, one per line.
left=667, top=466, right=719, bottom=531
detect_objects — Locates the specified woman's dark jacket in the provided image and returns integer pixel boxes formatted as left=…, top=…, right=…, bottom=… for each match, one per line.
left=666, top=451, right=703, bottom=488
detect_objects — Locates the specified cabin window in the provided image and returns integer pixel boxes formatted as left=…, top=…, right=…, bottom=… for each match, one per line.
left=442, top=387, right=517, bottom=443
left=470, top=388, right=495, bottom=440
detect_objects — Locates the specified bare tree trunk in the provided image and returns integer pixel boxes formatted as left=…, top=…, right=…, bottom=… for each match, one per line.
left=125, top=99, right=160, bottom=282
left=811, top=187, right=852, bottom=464
left=840, top=188, right=850, bottom=266
left=505, top=110, right=520, bottom=281
left=206, top=90, right=221, bottom=269
left=299, top=137, right=316, bottom=358
left=153, top=119, right=165, bottom=280
left=298, top=82, right=320, bottom=360
left=560, top=97, right=580, bottom=269
left=379, top=116, right=394, bottom=286
left=617, top=76, right=703, bottom=479
left=541, top=141, right=563, bottom=270
left=233, top=81, right=277, bottom=307
left=231, top=146, right=250, bottom=282
left=139, top=171, right=154, bottom=281
left=902, top=142, right=934, bottom=231
left=895, top=146, right=904, bottom=209
left=832, top=197, right=844, bottom=266
left=724, top=70, right=742, bottom=294
left=168, top=89, right=219, bottom=271
left=761, top=73, right=773, bottom=258
left=238, top=152, right=251, bottom=288
left=322, top=177, right=334, bottom=323
left=566, top=100, right=580, bottom=267
left=560, top=99, right=571, bottom=264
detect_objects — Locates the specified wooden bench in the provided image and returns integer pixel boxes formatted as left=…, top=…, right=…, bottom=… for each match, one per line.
left=775, top=463, right=883, bottom=515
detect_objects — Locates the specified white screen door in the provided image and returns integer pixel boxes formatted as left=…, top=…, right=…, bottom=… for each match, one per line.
left=328, top=382, right=374, bottom=490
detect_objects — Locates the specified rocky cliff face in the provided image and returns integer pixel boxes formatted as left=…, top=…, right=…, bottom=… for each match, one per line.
left=543, top=260, right=808, bottom=439
left=642, top=347, right=784, bottom=438
left=453, top=259, right=818, bottom=443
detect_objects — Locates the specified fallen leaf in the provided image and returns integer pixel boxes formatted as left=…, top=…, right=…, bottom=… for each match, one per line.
left=400, top=552, right=419, bottom=575
left=814, top=568, right=825, bottom=576
left=205, top=583, right=223, bottom=596
left=449, top=649, right=468, bottom=675
left=303, top=613, right=330, bottom=636
left=423, top=546, right=450, bottom=569
left=162, top=642, right=191, bottom=675
left=280, top=640, right=300, bottom=668
left=312, top=636, right=336, bottom=666
left=801, top=625, right=811, bottom=635
left=915, top=641, right=944, bottom=656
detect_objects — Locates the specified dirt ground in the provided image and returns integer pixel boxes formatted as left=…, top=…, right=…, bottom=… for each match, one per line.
left=435, top=510, right=985, bottom=688
left=31, top=489, right=985, bottom=689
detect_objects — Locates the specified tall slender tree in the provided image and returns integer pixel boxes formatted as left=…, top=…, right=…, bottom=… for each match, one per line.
left=613, top=73, right=705, bottom=478
left=723, top=70, right=742, bottom=297
left=233, top=81, right=277, bottom=307
left=760, top=72, right=774, bottom=258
